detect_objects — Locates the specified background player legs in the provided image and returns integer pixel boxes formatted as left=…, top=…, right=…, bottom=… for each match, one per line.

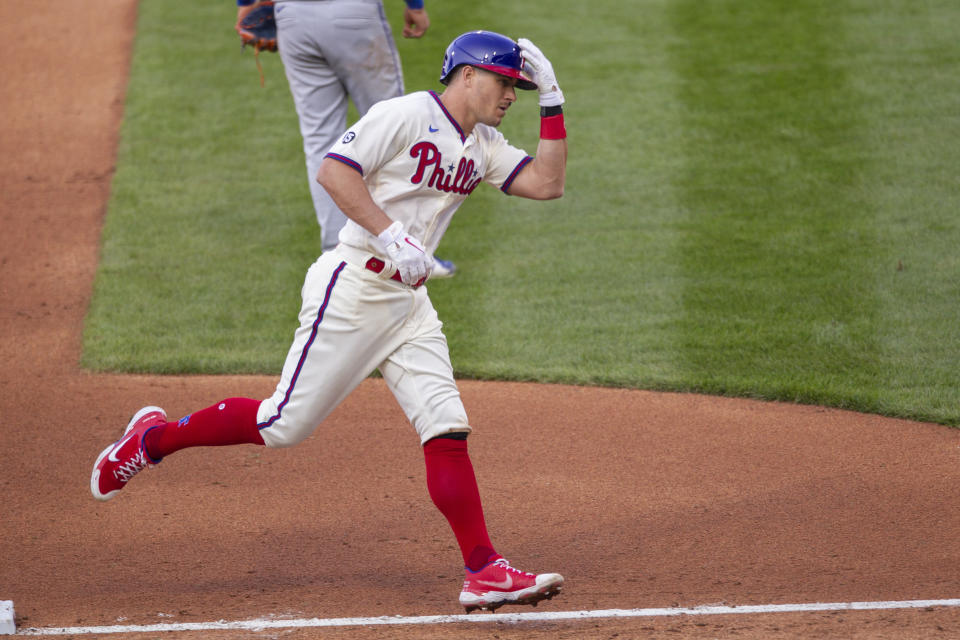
left=305, top=160, right=348, bottom=253
left=276, top=2, right=352, bottom=252
left=327, top=1, right=405, bottom=115
left=277, top=0, right=403, bottom=253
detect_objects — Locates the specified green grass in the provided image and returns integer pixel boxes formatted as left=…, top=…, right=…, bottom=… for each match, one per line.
left=83, top=0, right=960, bottom=425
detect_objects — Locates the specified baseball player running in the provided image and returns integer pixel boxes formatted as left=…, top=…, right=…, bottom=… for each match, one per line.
left=236, top=0, right=457, bottom=277
left=92, top=30, right=568, bottom=613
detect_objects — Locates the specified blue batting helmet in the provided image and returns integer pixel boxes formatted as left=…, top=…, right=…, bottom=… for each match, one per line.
left=439, top=30, right=537, bottom=90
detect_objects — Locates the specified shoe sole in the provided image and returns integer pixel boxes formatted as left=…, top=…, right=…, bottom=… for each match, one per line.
left=461, top=575, right=564, bottom=613
left=90, top=406, right=165, bottom=501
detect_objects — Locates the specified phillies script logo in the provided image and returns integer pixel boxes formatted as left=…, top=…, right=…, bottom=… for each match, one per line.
left=409, top=142, right=482, bottom=195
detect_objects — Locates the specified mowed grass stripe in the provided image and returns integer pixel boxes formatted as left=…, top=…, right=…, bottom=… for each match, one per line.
left=433, top=1, right=690, bottom=388
left=667, top=0, right=884, bottom=407
left=843, top=0, right=960, bottom=423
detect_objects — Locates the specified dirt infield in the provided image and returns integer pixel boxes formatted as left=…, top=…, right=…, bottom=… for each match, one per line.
left=3, top=2, right=960, bottom=638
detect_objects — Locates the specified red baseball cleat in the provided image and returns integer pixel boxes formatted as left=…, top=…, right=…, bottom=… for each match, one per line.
left=459, top=558, right=564, bottom=613
left=90, top=406, right=166, bottom=501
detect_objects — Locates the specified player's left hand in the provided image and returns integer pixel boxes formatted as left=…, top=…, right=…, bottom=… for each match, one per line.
left=402, top=8, right=430, bottom=38
left=517, top=38, right=563, bottom=107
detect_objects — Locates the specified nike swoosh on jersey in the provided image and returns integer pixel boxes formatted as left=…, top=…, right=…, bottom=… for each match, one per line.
left=428, top=125, right=439, bottom=133
left=476, top=575, right=513, bottom=590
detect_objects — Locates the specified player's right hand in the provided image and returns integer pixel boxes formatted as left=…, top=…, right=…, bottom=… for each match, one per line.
left=378, top=221, right=434, bottom=286
left=402, top=7, right=430, bottom=38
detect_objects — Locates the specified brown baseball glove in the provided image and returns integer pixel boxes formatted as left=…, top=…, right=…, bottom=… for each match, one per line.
left=236, top=1, right=277, bottom=52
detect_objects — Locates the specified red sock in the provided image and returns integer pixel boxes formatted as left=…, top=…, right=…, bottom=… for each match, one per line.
left=423, top=438, right=499, bottom=571
left=143, top=397, right=264, bottom=460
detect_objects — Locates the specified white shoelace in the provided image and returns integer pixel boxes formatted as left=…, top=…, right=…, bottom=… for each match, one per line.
left=494, top=559, right=534, bottom=577
left=114, top=450, right=148, bottom=483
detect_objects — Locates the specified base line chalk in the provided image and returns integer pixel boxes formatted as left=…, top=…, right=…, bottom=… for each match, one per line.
left=14, top=598, right=960, bottom=636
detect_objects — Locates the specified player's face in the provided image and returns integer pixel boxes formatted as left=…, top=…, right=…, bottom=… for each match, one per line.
left=472, top=69, right=518, bottom=127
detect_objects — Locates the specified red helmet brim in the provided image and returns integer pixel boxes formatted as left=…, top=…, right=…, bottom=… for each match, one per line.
left=474, top=64, right=538, bottom=91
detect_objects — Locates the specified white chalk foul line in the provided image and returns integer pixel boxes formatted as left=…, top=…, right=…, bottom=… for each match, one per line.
left=16, top=599, right=960, bottom=636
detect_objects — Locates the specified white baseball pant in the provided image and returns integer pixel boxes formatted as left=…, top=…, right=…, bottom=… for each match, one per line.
left=256, top=248, right=471, bottom=446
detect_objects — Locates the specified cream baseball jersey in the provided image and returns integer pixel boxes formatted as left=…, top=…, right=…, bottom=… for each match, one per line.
left=325, top=90, right=531, bottom=255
